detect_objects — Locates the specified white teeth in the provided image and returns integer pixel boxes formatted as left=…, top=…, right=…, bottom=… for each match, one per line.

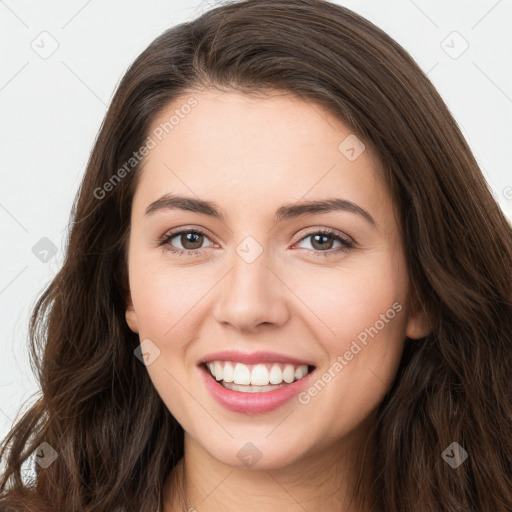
left=251, top=364, right=269, bottom=386
left=214, top=361, right=224, bottom=381
left=269, top=364, right=283, bottom=384
left=295, top=365, right=307, bottom=380
left=205, top=360, right=311, bottom=386
left=222, top=362, right=234, bottom=383
left=222, top=381, right=288, bottom=393
left=233, top=363, right=251, bottom=385
left=282, top=365, right=295, bottom=384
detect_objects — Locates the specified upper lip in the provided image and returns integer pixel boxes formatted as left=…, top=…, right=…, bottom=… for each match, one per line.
left=198, top=350, right=315, bottom=367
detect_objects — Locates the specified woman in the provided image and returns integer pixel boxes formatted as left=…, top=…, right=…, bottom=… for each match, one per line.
left=1, top=0, right=511, bottom=511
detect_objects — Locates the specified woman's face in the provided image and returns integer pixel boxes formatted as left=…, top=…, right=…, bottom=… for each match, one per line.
left=125, top=89, right=428, bottom=469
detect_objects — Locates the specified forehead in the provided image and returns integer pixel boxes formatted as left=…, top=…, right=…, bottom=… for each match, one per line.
left=133, top=88, right=393, bottom=228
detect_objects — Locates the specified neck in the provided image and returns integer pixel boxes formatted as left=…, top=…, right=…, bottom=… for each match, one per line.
left=163, top=414, right=379, bottom=512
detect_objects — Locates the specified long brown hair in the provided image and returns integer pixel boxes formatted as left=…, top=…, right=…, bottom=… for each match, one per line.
left=1, top=1, right=511, bottom=510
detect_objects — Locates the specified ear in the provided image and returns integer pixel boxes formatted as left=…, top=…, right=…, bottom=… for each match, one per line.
left=125, top=292, right=139, bottom=334
left=405, top=293, right=430, bottom=340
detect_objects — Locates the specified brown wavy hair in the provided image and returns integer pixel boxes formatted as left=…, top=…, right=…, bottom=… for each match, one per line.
left=1, top=0, right=511, bottom=510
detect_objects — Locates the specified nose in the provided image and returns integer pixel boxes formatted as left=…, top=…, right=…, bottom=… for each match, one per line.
left=212, top=244, right=291, bottom=333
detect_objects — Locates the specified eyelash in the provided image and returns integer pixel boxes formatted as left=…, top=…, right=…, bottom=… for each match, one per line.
left=157, top=227, right=354, bottom=259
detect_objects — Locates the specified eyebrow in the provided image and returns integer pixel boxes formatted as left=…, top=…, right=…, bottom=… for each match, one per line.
left=144, top=193, right=377, bottom=228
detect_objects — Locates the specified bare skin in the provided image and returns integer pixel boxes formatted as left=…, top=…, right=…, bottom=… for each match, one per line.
left=124, top=89, right=430, bottom=512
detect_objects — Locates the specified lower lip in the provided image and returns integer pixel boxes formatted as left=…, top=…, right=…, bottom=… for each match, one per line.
left=199, top=364, right=316, bottom=414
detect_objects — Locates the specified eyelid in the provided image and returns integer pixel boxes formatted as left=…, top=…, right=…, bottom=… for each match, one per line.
left=158, top=225, right=218, bottom=250
left=292, top=226, right=353, bottom=246
left=158, top=225, right=354, bottom=256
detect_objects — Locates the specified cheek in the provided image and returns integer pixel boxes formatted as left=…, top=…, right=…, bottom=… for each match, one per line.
left=129, top=253, right=215, bottom=340
left=287, top=252, right=408, bottom=405
left=128, top=257, right=211, bottom=420
left=291, top=253, right=408, bottom=416
left=286, top=250, right=408, bottom=344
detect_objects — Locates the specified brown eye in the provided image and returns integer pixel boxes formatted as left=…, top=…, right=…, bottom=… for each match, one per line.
left=294, top=229, right=354, bottom=258
left=310, top=233, right=335, bottom=250
left=177, top=231, right=204, bottom=250
left=159, top=229, right=215, bottom=255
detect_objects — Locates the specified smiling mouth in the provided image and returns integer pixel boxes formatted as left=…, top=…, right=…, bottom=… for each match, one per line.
left=202, top=361, right=316, bottom=393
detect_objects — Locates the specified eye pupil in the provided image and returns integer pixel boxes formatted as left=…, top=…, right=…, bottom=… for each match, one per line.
left=311, top=234, right=333, bottom=250
left=182, top=232, right=203, bottom=249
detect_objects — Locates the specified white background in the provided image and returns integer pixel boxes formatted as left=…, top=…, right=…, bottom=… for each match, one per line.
left=1, top=0, right=511, bottom=445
